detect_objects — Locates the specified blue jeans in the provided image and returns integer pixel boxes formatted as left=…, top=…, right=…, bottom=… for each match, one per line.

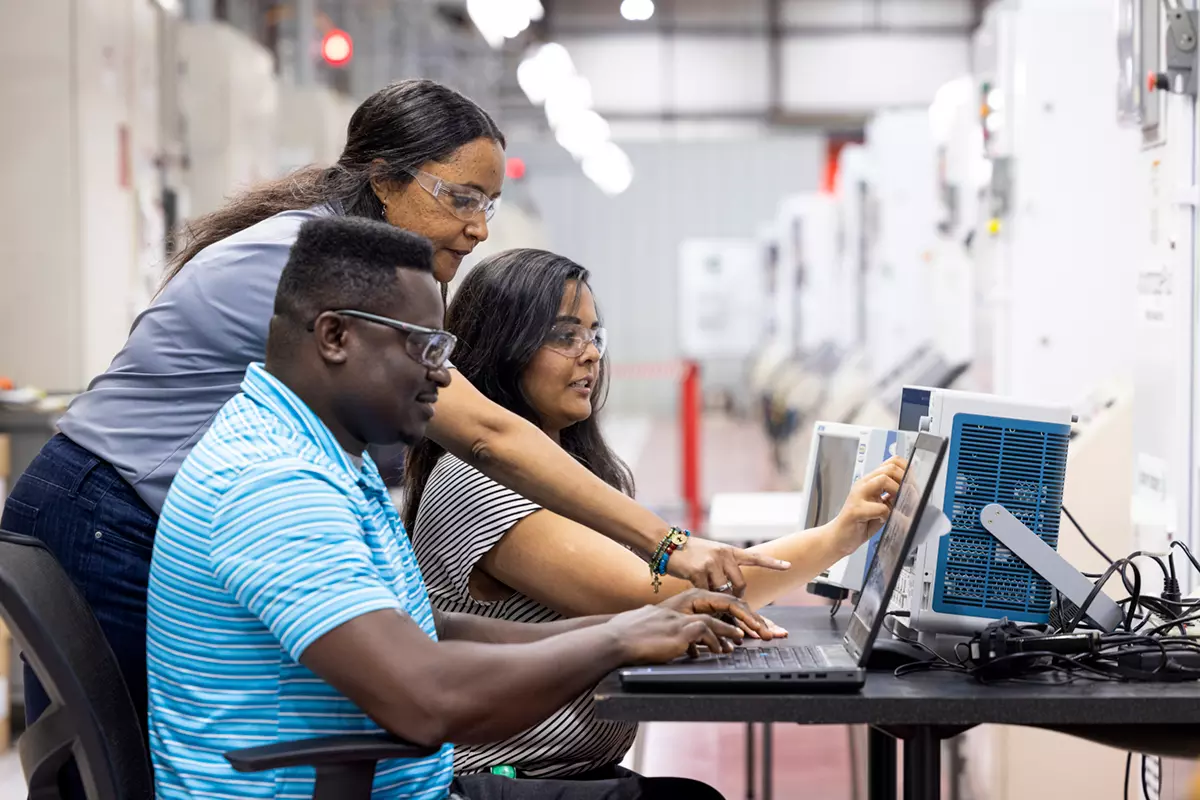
left=0, top=433, right=157, bottom=734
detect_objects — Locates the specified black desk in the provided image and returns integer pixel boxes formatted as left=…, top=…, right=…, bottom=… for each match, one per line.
left=595, top=605, right=1200, bottom=800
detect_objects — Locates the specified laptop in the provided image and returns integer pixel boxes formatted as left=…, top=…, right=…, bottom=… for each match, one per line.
left=618, top=432, right=949, bottom=691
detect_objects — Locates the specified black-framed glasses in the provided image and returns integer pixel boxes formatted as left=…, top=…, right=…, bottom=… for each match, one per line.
left=404, top=167, right=500, bottom=222
left=308, top=309, right=457, bottom=369
left=543, top=323, right=607, bottom=359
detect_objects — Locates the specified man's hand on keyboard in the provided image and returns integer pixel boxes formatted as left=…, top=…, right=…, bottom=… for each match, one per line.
left=607, top=604, right=743, bottom=664
left=657, top=588, right=783, bottom=641
left=830, top=456, right=906, bottom=556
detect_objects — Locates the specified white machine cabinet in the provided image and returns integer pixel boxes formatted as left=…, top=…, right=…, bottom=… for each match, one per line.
left=178, top=21, right=279, bottom=219
left=977, top=0, right=1142, bottom=408
left=775, top=194, right=843, bottom=356
left=861, top=110, right=939, bottom=386
left=1124, top=0, right=1200, bottom=576
left=958, top=2, right=1175, bottom=798
left=677, top=239, right=766, bottom=361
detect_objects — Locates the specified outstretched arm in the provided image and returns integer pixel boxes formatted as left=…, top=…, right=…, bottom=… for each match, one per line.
left=475, top=459, right=907, bottom=614
left=426, top=370, right=789, bottom=594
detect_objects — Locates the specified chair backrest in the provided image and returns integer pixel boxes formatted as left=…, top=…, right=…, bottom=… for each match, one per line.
left=0, top=531, right=153, bottom=799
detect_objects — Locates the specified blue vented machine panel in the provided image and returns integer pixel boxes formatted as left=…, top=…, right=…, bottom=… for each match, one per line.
left=932, top=414, right=1071, bottom=624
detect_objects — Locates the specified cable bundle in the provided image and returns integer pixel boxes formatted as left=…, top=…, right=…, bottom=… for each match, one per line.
left=890, top=512, right=1200, bottom=685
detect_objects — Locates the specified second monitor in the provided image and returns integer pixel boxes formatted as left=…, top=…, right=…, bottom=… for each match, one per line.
left=801, top=421, right=914, bottom=593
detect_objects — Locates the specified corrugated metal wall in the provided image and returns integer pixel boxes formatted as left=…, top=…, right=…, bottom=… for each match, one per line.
left=515, top=136, right=823, bottom=413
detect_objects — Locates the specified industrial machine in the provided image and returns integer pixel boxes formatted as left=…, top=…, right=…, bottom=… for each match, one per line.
left=779, top=193, right=845, bottom=357
left=1120, top=0, right=1200, bottom=575
left=677, top=238, right=767, bottom=365
left=928, top=75, right=987, bottom=391
left=276, top=85, right=356, bottom=175
left=973, top=0, right=1141, bottom=406
left=835, top=109, right=971, bottom=432
left=781, top=144, right=879, bottom=429
left=954, top=1, right=1174, bottom=796
left=756, top=193, right=848, bottom=483
left=848, top=344, right=967, bottom=430
left=178, top=20, right=280, bottom=220
left=763, top=344, right=844, bottom=483
left=0, top=0, right=182, bottom=391
left=746, top=223, right=789, bottom=394
left=875, top=0, right=1140, bottom=649
left=860, top=109, right=940, bottom=388
left=833, top=144, right=872, bottom=353
left=805, top=350, right=872, bottom=425
left=746, top=221, right=806, bottom=466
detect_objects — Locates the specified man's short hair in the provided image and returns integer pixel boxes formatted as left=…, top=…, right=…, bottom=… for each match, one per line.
left=274, top=216, right=435, bottom=327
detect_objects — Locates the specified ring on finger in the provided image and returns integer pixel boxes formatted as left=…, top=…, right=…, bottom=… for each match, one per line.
left=715, top=581, right=734, bottom=593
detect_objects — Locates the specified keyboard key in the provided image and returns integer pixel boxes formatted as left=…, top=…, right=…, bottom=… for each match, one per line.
left=711, top=646, right=827, bottom=671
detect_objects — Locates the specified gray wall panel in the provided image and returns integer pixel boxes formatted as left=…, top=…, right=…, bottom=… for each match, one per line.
left=515, top=136, right=822, bottom=413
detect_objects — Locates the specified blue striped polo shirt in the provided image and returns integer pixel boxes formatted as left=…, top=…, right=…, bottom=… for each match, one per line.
left=146, top=362, right=452, bottom=799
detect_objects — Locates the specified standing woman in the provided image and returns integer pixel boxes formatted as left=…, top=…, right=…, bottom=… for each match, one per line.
left=0, top=79, right=783, bottom=730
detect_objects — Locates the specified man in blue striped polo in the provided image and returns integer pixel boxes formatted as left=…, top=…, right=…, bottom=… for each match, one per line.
left=146, top=216, right=746, bottom=800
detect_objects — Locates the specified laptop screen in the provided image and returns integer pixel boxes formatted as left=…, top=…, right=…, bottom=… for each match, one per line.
left=842, top=432, right=948, bottom=664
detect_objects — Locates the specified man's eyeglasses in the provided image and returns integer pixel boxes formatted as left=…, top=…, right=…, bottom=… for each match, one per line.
left=543, top=323, right=607, bottom=359
left=308, top=310, right=457, bottom=369
left=404, top=167, right=500, bottom=223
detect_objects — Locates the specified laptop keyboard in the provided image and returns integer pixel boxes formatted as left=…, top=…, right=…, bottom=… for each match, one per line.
left=711, top=645, right=830, bottom=671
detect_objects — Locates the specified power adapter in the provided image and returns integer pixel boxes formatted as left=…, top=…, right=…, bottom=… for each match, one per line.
left=969, top=619, right=1101, bottom=666
left=806, top=578, right=851, bottom=602
left=1162, top=576, right=1182, bottom=607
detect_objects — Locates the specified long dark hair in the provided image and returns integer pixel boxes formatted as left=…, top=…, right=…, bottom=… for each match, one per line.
left=163, top=79, right=505, bottom=285
left=402, top=249, right=635, bottom=531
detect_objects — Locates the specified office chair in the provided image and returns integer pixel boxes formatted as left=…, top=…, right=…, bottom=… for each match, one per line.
left=0, top=530, right=435, bottom=800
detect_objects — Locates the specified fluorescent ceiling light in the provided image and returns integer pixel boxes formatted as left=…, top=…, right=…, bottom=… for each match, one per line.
left=468, top=0, right=545, bottom=48
left=582, top=142, right=634, bottom=196
left=620, top=0, right=655, bottom=22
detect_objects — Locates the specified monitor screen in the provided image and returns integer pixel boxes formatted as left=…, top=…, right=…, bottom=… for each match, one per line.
left=898, top=386, right=932, bottom=432
left=802, top=430, right=861, bottom=530
left=842, top=433, right=948, bottom=664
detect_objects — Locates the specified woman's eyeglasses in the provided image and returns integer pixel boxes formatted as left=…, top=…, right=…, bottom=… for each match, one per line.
left=404, top=167, right=500, bottom=223
left=308, top=310, right=457, bottom=369
left=543, top=323, right=607, bottom=359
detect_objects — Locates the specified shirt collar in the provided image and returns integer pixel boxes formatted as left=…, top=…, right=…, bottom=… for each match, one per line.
left=241, top=363, right=384, bottom=492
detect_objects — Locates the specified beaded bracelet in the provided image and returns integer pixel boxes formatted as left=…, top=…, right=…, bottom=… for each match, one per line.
left=650, top=527, right=691, bottom=592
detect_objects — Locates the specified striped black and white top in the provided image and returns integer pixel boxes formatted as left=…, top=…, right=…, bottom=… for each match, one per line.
left=410, top=453, right=638, bottom=778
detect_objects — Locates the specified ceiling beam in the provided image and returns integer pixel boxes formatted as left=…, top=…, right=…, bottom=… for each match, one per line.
left=510, top=105, right=870, bottom=128
left=543, top=23, right=976, bottom=38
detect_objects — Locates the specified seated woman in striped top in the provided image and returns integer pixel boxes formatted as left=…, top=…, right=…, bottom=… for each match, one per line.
left=404, top=248, right=904, bottom=781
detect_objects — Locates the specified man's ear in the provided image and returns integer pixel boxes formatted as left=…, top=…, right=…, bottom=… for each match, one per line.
left=311, top=312, right=351, bottom=365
